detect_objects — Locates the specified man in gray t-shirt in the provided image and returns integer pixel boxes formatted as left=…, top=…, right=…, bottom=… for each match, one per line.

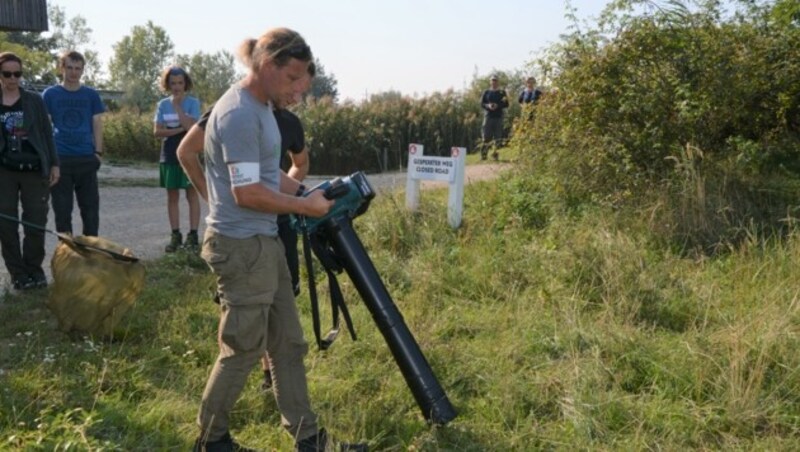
left=203, top=84, right=283, bottom=238
left=185, top=28, right=338, bottom=451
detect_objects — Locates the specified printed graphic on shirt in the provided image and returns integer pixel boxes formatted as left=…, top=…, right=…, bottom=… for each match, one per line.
left=162, top=113, right=180, bottom=129
left=229, top=162, right=260, bottom=187
left=0, top=111, right=28, bottom=145
left=49, top=94, right=96, bottom=147
left=1, top=111, right=24, bottom=134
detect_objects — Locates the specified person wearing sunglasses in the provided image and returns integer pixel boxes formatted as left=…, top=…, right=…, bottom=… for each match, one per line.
left=43, top=51, right=106, bottom=239
left=0, top=52, right=60, bottom=290
left=153, top=66, right=201, bottom=253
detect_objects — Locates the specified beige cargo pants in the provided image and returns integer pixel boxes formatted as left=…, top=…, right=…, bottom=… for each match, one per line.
left=197, top=231, right=319, bottom=442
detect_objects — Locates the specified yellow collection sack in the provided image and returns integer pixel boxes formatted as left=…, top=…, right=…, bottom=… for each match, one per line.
left=47, top=236, right=145, bottom=337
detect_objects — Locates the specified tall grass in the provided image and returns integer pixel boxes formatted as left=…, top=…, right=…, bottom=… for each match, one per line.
left=101, top=85, right=525, bottom=174
left=4, top=3, right=799, bottom=449
left=2, top=174, right=799, bottom=449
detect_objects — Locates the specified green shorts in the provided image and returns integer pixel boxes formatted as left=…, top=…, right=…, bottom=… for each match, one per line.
left=159, top=163, right=191, bottom=190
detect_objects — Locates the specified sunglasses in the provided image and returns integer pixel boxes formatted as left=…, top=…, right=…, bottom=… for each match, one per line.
left=273, top=43, right=311, bottom=61
left=285, top=44, right=311, bottom=58
left=1, top=71, right=23, bottom=79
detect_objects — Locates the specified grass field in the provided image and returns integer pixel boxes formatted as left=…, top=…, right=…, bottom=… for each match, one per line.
left=1, top=161, right=799, bottom=450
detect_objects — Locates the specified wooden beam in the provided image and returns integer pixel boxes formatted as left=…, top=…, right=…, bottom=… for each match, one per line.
left=0, top=0, right=49, bottom=32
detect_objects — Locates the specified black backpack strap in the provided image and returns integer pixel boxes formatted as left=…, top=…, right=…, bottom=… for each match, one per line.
left=302, top=229, right=324, bottom=349
left=302, top=228, right=357, bottom=351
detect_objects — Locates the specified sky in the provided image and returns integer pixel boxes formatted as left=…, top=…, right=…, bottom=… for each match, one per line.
left=48, top=0, right=610, bottom=102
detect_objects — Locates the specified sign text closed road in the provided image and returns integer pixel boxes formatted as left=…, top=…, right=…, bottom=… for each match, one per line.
left=409, top=156, right=455, bottom=182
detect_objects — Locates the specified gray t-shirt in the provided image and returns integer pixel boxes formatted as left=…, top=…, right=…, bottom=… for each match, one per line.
left=204, top=84, right=282, bottom=238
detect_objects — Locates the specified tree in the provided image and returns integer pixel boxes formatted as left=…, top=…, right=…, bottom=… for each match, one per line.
left=175, top=50, right=239, bottom=107
left=309, top=58, right=338, bottom=101
left=47, top=4, right=102, bottom=86
left=108, top=21, right=174, bottom=112
left=771, top=0, right=800, bottom=27
left=2, top=5, right=101, bottom=86
left=0, top=32, right=53, bottom=85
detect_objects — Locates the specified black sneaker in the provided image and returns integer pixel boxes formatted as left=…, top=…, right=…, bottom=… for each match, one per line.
left=192, top=431, right=257, bottom=452
left=29, top=274, right=47, bottom=289
left=184, top=231, right=200, bottom=252
left=11, top=278, right=27, bottom=290
left=12, top=276, right=44, bottom=291
left=165, top=231, right=182, bottom=253
left=295, top=429, right=328, bottom=452
left=295, top=429, right=368, bottom=452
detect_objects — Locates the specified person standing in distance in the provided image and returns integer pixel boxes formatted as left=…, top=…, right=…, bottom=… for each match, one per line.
left=518, top=76, right=543, bottom=124
left=479, top=74, right=509, bottom=161
left=518, top=76, right=542, bottom=105
left=185, top=28, right=356, bottom=451
left=153, top=66, right=201, bottom=252
left=43, top=51, right=104, bottom=237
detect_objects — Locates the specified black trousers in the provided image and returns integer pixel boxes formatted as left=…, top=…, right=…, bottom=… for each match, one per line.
left=51, top=155, right=101, bottom=236
left=0, top=167, right=50, bottom=281
left=277, top=215, right=300, bottom=292
left=481, top=116, right=505, bottom=156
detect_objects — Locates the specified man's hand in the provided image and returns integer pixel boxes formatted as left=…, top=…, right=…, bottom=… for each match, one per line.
left=303, top=190, right=335, bottom=218
left=49, top=166, right=60, bottom=187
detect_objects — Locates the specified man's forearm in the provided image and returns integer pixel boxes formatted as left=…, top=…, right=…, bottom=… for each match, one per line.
left=279, top=170, right=304, bottom=195
left=287, top=162, right=309, bottom=181
left=287, top=148, right=310, bottom=181
left=93, top=116, right=104, bottom=154
left=177, top=125, right=209, bottom=202
left=180, top=157, right=208, bottom=202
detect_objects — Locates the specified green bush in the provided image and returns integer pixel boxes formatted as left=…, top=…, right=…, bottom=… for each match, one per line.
left=104, top=109, right=160, bottom=162
left=510, top=1, right=800, bottom=250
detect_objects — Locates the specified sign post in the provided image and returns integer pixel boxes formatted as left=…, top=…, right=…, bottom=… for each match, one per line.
left=405, top=144, right=423, bottom=211
left=447, top=147, right=466, bottom=228
left=406, top=144, right=466, bottom=228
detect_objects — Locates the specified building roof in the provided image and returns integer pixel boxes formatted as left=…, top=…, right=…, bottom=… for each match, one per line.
left=26, top=84, right=125, bottom=103
left=0, top=0, right=49, bottom=32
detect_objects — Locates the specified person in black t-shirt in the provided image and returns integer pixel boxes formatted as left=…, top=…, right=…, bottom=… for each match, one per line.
left=0, top=52, right=60, bottom=291
left=274, top=108, right=310, bottom=296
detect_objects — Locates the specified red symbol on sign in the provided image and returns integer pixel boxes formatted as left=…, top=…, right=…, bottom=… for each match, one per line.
left=451, top=147, right=460, bottom=157
left=409, top=144, right=417, bottom=154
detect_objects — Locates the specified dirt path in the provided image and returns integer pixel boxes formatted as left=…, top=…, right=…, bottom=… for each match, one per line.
left=0, top=163, right=510, bottom=293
